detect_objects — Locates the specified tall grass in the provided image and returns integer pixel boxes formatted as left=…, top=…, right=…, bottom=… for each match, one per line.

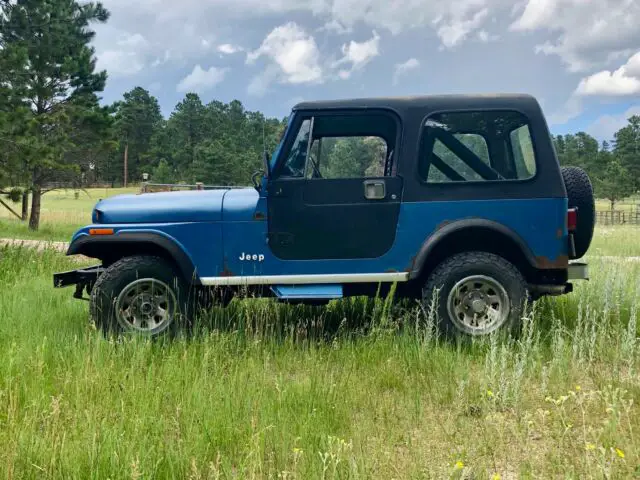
left=0, top=245, right=639, bottom=479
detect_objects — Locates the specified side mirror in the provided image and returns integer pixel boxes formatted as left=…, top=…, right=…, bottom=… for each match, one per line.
left=252, top=171, right=264, bottom=191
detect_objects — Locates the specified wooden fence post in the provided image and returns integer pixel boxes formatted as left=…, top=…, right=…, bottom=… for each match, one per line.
left=21, top=190, right=28, bottom=221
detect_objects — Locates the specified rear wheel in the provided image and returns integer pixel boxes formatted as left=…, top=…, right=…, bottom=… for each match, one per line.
left=90, top=256, right=192, bottom=337
left=422, top=252, right=528, bottom=337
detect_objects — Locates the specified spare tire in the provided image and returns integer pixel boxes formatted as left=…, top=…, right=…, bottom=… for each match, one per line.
left=561, top=166, right=595, bottom=259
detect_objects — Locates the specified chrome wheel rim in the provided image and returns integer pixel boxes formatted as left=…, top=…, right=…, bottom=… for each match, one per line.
left=115, top=278, right=177, bottom=335
left=446, top=275, right=510, bottom=335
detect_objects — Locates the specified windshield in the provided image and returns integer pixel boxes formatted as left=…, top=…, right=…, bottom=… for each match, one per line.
left=270, top=114, right=295, bottom=170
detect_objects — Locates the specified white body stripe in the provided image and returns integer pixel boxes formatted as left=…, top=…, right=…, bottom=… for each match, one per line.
left=199, top=272, right=410, bottom=286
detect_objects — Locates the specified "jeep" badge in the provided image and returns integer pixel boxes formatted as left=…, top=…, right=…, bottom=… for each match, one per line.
left=239, top=252, right=265, bottom=262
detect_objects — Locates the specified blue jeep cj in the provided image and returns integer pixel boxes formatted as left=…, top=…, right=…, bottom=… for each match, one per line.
left=54, top=94, right=594, bottom=337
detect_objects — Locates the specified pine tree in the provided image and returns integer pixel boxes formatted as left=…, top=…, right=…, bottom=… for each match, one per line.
left=0, top=0, right=110, bottom=230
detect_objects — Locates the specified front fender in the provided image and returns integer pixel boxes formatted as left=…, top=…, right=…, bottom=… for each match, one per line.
left=67, top=229, right=201, bottom=285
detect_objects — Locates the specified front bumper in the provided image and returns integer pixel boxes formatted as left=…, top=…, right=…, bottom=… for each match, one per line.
left=53, top=266, right=104, bottom=299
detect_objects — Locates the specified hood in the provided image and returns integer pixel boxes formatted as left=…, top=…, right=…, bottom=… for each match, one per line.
left=94, top=189, right=228, bottom=224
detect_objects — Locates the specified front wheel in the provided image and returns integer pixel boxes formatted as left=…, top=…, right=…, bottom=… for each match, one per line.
left=422, top=252, right=528, bottom=337
left=90, top=256, right=192, bottom=337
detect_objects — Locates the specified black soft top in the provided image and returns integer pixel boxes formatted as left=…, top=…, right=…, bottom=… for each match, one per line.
left=293, top=93, right=540, bottom=113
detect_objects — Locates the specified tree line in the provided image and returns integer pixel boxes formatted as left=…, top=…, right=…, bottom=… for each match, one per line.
left=1, top=0, right=640, bottom=231
left=0, top=0, right=286, bottom=230
left=553, top=123, right=640, bottom=210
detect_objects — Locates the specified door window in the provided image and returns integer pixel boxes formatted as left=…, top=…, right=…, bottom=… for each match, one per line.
left=307, top=136, right=388, bottom=179
left=276, top=112, right=398, bottom=179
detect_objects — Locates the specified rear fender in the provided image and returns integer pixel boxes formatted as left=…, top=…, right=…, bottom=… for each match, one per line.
left=409, top=219, right=541, bottom=280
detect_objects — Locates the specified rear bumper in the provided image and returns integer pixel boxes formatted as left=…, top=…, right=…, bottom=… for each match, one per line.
left=568, top=262, right=589, bottom=280
left=53, top=266, right=104, bottom=299
left=529, top=261, right=588, bottom=299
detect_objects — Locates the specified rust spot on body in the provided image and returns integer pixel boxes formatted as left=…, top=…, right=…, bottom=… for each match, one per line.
left=436, top=220, right=452, bottom=231
left=253, top=211, right=266, bottom=220
left=404, top=255, right=417, bottom=273
left=220, top=257, right=235, bottom=277
left=556, top=228, right=564, bottom=239
left=535, top=255, right=569, bottom=269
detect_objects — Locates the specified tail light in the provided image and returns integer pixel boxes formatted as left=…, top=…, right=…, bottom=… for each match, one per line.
left=567, top=208, right=577, bottom=232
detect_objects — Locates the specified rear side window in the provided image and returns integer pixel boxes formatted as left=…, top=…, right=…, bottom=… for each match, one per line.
left=418, top=111, right=537, bottom=183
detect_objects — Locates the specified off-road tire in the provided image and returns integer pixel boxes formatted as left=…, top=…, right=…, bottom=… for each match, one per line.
left=561, top=166, right=595, bottom=259
left=90, top=255, right=193, bottom=337
left=422, top=252, right=528, bottom=337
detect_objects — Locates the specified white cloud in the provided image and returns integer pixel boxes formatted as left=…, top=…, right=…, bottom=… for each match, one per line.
left=318, top=19, right=352, bottom=35
left=151, top=50, right=172, bottom=68
left=218, top=44, right=243, bottom=55
left=586, top=105, right=640, bottom=141
left=247, top=66, right=279, bottom=97
left=435, top=8, right=488, bottom=48
left=117, top=33, right=148, bottom=49
left=97, top=50, right=144, bottom=78
left=95, top=32, right=149, bottom=78
left=576, top=71, right=640, bottom=97
left=323, top=0, right=496, bottom=43
left=477, top=29, right=499, bottom=43
left=333, top=31, right=380, bottom=79
left=247, top=22, right=323, bottom=86
left=95, top=0, right=639, bottom=70
left=177, top=65, right=228, bottom=93
left=511, top=0, right=640, bottom=72
left=575, top=51, right=640, bottom=96
left=393, top=58, right=420, bottom=84
left=548, top=95, right=584, bottom=126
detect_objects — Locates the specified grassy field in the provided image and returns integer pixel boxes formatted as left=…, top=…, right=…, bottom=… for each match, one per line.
left=1, top=243, right=639, bottom=478
left=0, top=187, right=137, bottom=240
left=1, top=187, right=639, bottom=477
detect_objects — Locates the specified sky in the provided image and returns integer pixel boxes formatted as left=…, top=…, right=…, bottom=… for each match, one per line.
left=92, top=0, right=640, bottom=142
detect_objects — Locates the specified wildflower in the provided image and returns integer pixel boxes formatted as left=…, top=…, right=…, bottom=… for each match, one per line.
left=575, top=385, right=581, bottom=391
left=615, top=448, right=625, bottom=459
left=585, top=443, right=596, bottom=451
left=292, top=447, right=303, bottom=455
left=454, top=461, right=464, bottom=470
left=487, top=389, right=494, bottom=398
left=492, top=474, right=501, bottom=480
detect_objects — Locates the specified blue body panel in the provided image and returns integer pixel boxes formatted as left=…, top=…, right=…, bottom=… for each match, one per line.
left=75, top=187, right=568, bottom=281
left=94, top=190, right=226, bottom=224
left=220, top=195, right=568, bottom=278
left=72, top=222, right=225, bottom=277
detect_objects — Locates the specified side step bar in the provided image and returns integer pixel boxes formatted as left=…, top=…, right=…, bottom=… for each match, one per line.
left=270, top=284, right=343, bottom=301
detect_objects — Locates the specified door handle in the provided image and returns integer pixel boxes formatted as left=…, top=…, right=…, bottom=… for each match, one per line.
left=363, top=180, right=386, bottom=200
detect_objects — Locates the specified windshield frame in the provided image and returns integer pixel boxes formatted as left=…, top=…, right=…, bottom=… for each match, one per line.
left=269, top=113, right=295, bottom=171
